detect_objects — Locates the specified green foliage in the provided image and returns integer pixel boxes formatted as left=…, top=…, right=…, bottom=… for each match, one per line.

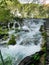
left=3, top=35, right=8, bottom=40
left=8, top=35, right=16, bottom=45
left=0, top=7, right=12, bottom=22
left=42, top=47, right=46, bottom=52
left=0, top=26, right=8, bottom=34
left=42, top=32, right=47, bottom=40
left=0, top=0, right=49, bottom=19
left=32, top=53, right=40, bottom=61
left=31, top=64, right=34, bottom=65
left=38, top=5, right=49, bottom=18
left=0, top=56, right=12, bottom=65
left=0, top=29, right=8, bottom=34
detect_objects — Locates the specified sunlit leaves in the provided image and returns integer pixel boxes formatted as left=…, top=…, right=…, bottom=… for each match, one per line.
left=0, top=0, right=49, bottom=20
left=0, top=7, right=12, bottom=22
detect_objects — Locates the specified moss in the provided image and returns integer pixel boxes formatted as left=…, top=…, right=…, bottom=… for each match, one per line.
left=42, top=45, right=46, bottom=52
left=40, top=25, right=44, bottom=32
left=42, top=32, right=47, bottom=38
left=8, top=35, right=16, bottom=45
left=3, top=35, right=8, bottom=40
left=13, top=17, right=23, bottom=21
left=0, top=28, right=8, bottom=34
left=41, top=29, right=47, bottom=52
left=0, top=7, right=12, bottom=22
left=39, top=25, right=47, bottom=65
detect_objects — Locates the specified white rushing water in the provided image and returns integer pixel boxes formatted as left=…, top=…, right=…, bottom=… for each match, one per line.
left=0, top=19, right=45, bottom=65
left=18, top=0, right=43, bottom=4
left=18, top=0, right=49, bottom=4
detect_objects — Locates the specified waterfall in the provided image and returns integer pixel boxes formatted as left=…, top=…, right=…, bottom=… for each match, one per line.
left=8, top=23, right=10, bottom=30
left=0, top=19, right=45, bottom=65
left=8, top=21, right=20, bottom=35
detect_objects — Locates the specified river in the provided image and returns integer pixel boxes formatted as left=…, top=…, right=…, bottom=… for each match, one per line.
left=0, top=19, right=45, bottom=65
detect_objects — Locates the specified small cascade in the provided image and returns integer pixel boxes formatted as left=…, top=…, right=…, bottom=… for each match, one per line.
left=8, top=23, right=10, bottom=30
left=0, top=19, right=45, bottom=65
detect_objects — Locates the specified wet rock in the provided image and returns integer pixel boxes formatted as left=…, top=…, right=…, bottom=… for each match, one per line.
left=19, top=51, right=45, bottom=65
left=0, top=34, right=8, bottom=39
left=9, top=23, right=13, bottom=28
left=15, top=23, right=19, bottom=28
left=8, top=35, right=16, bottom=45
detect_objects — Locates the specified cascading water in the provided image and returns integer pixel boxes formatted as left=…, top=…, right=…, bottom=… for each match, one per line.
left=8, top=21, right=20, bottom=35
left=0, top=19, right=45, bottom=65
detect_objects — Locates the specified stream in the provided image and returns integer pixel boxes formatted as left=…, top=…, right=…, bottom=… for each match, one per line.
left=0, top=19, right=45, bottom=65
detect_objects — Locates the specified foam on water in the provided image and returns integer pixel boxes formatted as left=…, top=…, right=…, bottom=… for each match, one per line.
left=0, top=19, right=45, bottom=65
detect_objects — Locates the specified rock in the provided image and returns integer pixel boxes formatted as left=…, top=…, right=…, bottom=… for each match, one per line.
left=15, top=23, right=19, bottom=28
left=0, top=34, right=8, bottom=39
left=19, top=51, right=45, bottom=65
left=9, top=22, right=13, bottom=28
left=8, top=35, right=16, bottom=45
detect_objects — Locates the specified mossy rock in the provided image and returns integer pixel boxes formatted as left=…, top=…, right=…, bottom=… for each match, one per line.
left=42, top=47, right=46, bottom=52
left=42, top=32, right=47, bottom=40
left=8, top=35, right=16, bottom=45
left=40, top=25, right=44, bottom=32
left=3, top=35, right=8, bottom=40
left=42, top=32, right=47, bottom=37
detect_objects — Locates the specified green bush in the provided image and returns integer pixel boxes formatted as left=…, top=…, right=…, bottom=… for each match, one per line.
left=8, top=35, right=16, bottom=45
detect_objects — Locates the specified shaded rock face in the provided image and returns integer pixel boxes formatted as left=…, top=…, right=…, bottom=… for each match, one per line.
left=0, top=35, right=4, bottom=39
left=0, top=23, right=8, bottom=26
left=0, top=23, right=8, bottom=29
left=8, top=22, right=19, bottom=28
left=44, top=18, right=49, bottom=28
left=15, top=23, right=19, bottom=28
left=0, top=34, right=8, bottom=39
left=19, top=51, right=45, bottom=65
left=9, top=23, right=13, bottom=28
left=2, top=26, right=8, bottom=29
left=19, top=56, right=32, bottom=65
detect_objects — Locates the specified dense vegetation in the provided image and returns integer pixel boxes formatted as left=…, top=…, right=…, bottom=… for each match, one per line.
left=0, top=0, right=49, bottom=23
